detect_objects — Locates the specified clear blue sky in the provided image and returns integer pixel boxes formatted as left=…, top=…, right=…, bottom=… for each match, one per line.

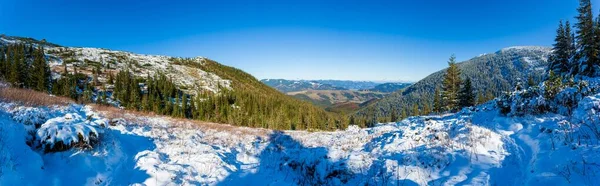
left=1, top=0, right=596, bottom=81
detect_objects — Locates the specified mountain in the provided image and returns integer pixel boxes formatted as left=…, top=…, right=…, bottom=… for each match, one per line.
left=0, top=35, right=344, bottom=130
left=311, top=80, right=380, bottom=90
left=3, top=74, right=600, bottom=185
left=363, top=82, right=412, bottom=93
left=356, top=46, right=552, bottom=120
left=260, top=79, right=346, bottom=93
left=288, top=90, right=386, bottom=113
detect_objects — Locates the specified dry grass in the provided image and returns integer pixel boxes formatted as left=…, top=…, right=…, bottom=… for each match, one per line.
left=0, top=87, right=74, bottom=106
left=90, top=104, right=270, bottom=137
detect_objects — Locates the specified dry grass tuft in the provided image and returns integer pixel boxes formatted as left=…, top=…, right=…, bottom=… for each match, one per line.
left=0, top=87, right=74, bottom=106
left=91, top=104, right=270, bottom=137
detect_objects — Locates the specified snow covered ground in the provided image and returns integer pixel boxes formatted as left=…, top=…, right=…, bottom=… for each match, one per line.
left=2, top=83, right=600, bottom=185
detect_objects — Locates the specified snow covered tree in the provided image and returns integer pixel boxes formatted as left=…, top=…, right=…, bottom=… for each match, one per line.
left=574, top=0, right=598, bottom=76
left=544, top=71, right=563, bottom=99
left=550, top=21, right=572, bottom=75
left=441, top=54, right=462, bottom=112
left=459, top=78, right=475, bottom=108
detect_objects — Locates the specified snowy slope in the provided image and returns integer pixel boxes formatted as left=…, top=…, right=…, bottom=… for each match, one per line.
left=0, top=36, right=231, bottom=94
left=3, top=77, right=600, bottom=185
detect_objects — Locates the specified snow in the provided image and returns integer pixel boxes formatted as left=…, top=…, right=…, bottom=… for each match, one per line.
left=3, top=78, right=600, bottom=185
left=500, top=46, right=552, bottom=53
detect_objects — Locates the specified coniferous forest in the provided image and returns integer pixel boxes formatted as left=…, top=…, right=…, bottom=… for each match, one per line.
left=0, top=42, right=345, bottom=131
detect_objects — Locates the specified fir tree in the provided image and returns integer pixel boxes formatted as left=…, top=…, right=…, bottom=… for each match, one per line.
left=459, top=78, right=475, bottom=108
left=433, top=87, right=442, bottom=113
left=32, top=45, right=49, bottom=92
left=527, top=75, right=536, bottom=87
left=390, top=107, right=398, bottom=122
left=550, top=21, right=570, bottom=75
left=441, top=54, right=462, bottom=112
left=574, top=0, right=598, bottom=76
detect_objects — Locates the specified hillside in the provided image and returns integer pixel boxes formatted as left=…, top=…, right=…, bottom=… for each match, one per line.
left=0, top=36, right=344, bottom=130
left=3, top=75, right=600, bottom=185
left=363, top=82, right=412, bottom=93
left=260, top=79, right=346, bottom=93
left=356, top=46, right=552, bottom=120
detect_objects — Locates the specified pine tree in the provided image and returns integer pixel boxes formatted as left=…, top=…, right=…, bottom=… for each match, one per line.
left=32, top=45, right=49, bottom=92
left=459, top=78, right=475, bottom=108
left=544, top=70, right=563, bottom=99
left=412, top=104, right=419, bottom=116
left=433, top=87, right=442, bottom=113
left=550, top=21, right=570, bottom=75
left=82, top=83, right=94, bottom=103
left=527, top=75, right=536, bottom=87
left=182, top=93, right=188, bottom=118
left=574, top=0, right=598, bottom=76
left=422, top=103, right=431, bottom=115
left=565, top=21, right=577, bottom=74
left=390, top=106, right=398, bottom=122
left=476, top=91, right=486, bottom=105
left=441, top=54, right=462, bottom=112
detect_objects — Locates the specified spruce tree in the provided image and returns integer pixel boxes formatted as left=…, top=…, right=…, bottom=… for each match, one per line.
left=441, top=54, right=462, bottom=112
left=390, top=107, right=398, bottom=122
left=433, top=87, right=442, bottom=113
left=412, top=104, right=419, bottom=116
left=32, top=45, right=49, bottom=92
left=550, top=21, right=570, bottom=75
left=459, top=78, right=475, bottom=108
left=574, top=0, right=598, bottom=76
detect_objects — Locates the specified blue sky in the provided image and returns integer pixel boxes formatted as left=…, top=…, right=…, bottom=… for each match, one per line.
left=0, top=0, right=596, bottom=81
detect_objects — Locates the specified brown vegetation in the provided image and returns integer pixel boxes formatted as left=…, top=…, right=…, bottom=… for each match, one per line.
left=0, top=86, right=73, bottom=106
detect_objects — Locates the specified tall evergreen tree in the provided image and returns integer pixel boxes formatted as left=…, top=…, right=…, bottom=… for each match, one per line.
left=441, top=54, right=462, bottom=112
left=433, top=87, right=442, bottom=113
left=550, top=21, right=570, bottom=75
left=390, top=106, right=398, bottom=122
left=574, top=0, right=598, bottom=76
left=459, top=78, right=475, bottom=108
left=32, top=45, right=49, bottom=92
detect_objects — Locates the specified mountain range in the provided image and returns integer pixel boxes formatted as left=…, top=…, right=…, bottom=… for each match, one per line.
left=355, top=46, right=552, bottom=120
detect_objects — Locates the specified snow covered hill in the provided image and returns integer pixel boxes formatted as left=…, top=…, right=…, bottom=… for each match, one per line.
left=2, top=77, right=600, bottom=185
left=357, top=46, right=553, bottom=118
left=0, top=36, right=231, bottom=94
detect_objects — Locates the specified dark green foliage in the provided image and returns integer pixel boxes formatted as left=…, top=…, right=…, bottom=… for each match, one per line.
left=549, top=21, right=576, bottom=75
left=544, top=71, right=563, bottom=99
left=0, top=43, right=51, bottom=91
left=574, top=0, right=599, bottom=76
left=442, top=55, right=462, bottom=112
left=459, top=78, right=475, bottom=108
left=433, top=87, right=442, bottom=113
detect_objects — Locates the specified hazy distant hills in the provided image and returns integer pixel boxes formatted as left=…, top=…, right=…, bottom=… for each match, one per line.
left=261, top=79, right=413, bottom=113
left=355, top=46, right=552, bottom=118
left=260, top=79, right=347, bottom=93
left=362, top=82, right=412, bottom=93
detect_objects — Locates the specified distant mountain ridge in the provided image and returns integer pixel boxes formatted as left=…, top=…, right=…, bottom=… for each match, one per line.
left=260, top=79, right=346, bottom=93
left=355, top=46, right=552, bottom=119
left=362, top=82, right=412, bottom=93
